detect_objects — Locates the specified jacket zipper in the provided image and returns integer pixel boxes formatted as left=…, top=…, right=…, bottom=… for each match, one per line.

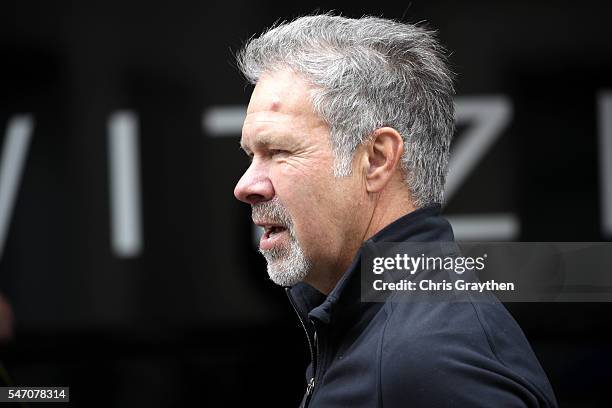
left=312, top=325, right=320, bottom=393
left=286, top=288, right=317, bottom=407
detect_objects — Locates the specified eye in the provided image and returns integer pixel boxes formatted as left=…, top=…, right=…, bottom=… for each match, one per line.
left=270, top=149, right=288, bottom=157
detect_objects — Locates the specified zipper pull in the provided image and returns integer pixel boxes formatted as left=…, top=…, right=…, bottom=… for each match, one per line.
left=306, top=377, right=315, bottom=396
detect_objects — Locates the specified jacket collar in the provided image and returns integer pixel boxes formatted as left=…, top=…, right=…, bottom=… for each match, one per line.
left=287, top=204, right=454, bottom=325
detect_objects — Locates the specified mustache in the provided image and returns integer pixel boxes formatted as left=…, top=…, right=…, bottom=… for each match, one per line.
left=251, top=197, right=293, bottom=228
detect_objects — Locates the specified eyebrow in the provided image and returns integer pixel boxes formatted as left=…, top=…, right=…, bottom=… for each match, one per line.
left=240, top=133, right=279, bottom=154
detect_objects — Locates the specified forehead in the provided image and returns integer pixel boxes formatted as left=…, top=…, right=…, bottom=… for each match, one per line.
left=241, top=70, right=327, bottom=147
left=248, top=69, right=312, bottom=114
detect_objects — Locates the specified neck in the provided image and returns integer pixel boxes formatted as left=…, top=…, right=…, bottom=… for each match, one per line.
left=362, top=186, right=416, bottom=243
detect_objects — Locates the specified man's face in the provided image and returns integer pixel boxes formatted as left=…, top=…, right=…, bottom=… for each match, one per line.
left=234, top=69, right=367, bottom=291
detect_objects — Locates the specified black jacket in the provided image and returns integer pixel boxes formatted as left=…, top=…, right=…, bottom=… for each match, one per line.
left=286, top=205, right=558, bottom=407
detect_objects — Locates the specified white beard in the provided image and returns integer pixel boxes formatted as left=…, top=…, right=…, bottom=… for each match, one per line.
left=253, top=198, right=312, bottom=287
left=260, top=230, right=311, bottom=287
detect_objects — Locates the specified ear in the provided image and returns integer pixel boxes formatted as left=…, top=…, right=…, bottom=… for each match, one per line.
left=364, top=127, right=404, bottom=193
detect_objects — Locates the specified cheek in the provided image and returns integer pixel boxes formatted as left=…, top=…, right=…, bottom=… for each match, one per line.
left=271, top=166, right=341, bottom=237
left=272, top=159, right=335, bottom=201
left=272, top=168, right=324, bottom=221
left=278, top=176, right=356, bottom=236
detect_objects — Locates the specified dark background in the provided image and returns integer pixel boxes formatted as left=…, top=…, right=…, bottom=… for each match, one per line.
left=1, top=0, right=611, bottom=406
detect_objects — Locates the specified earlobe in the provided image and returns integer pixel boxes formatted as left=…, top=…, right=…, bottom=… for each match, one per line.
left=365, top=127, right=404, bottom=193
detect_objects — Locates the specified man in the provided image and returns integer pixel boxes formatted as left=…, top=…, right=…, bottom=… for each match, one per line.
left=234, top=14, right=558, bottom=407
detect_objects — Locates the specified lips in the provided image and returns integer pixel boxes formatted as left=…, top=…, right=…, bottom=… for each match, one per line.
left=264, top=225, right=287, bottom=237
left=256, top=222, right=288, bottom=250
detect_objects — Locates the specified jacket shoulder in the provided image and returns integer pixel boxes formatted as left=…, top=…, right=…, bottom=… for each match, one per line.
left=378, top=299, right=557, bottom=407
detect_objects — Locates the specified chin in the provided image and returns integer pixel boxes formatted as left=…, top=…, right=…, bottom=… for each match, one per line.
left=266, top=262, right=310, bottom=287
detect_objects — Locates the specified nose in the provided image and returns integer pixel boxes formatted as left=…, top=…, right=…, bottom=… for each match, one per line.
left=233, top=160, right=275, bottom=205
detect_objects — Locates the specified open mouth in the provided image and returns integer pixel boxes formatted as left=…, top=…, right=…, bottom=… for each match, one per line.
left=257, top=224, right=289, bottom=250
left=263, top=225, right=287, bottom=239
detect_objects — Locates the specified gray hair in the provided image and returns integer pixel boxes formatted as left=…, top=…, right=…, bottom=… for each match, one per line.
left=237, top=14, right=455, bottom=207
